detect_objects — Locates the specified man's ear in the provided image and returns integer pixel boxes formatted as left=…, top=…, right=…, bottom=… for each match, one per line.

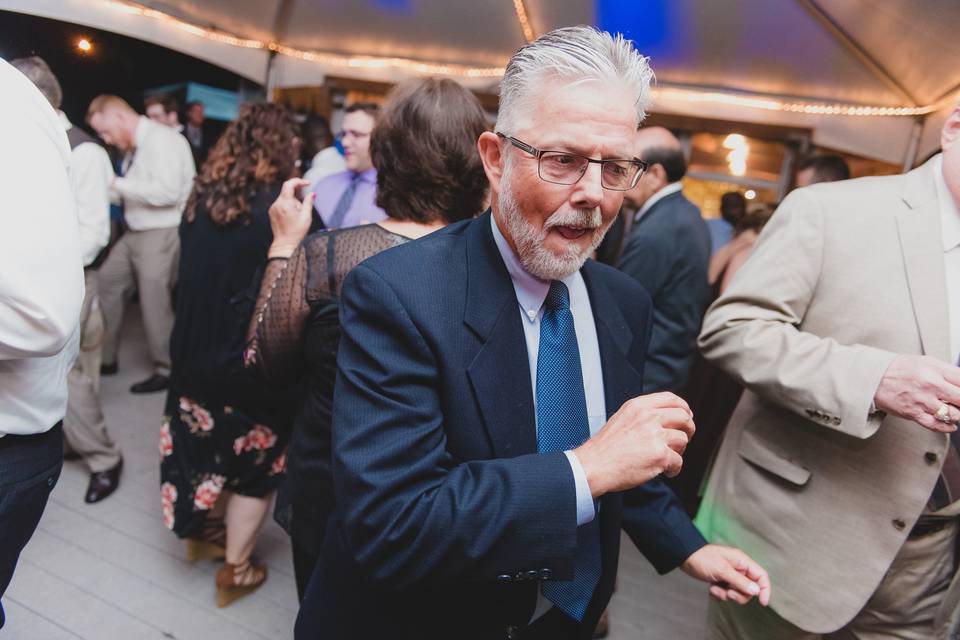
left=478, top=131, right=505, bottom=196
left=942, top=106, right=960, bottom=150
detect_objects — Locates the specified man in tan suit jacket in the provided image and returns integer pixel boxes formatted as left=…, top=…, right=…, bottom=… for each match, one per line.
left=696, top=105, right=960, bottom=639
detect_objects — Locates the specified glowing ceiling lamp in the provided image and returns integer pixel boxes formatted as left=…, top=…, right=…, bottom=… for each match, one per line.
left=723, top=133, right=749, bottom=177
left=77, top=37, right=93, bottom=53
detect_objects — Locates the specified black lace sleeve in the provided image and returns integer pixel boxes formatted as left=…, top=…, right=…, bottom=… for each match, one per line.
left=244, top=246, right=312, bottom=384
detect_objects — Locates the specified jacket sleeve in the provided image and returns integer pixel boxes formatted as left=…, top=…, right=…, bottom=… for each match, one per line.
left=697, top=190, right=895, bottom=439
left=617, top=297, right=706, bottom=572
left=331, top=263, right=579, bottom=588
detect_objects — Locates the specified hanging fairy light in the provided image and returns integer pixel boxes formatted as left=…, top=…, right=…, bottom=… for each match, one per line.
left=99, top=0, right=956, bottom=117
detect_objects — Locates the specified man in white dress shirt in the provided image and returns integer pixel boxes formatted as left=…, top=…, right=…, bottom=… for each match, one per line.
left=87, top=95, right=196, bottom=394
left=11, top=57, right=124, bottom=505
left=0, top=57, right=84, bottom=629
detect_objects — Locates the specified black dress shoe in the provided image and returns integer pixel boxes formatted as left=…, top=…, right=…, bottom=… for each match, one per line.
left=85, top=460, right=122, bottom=503
left=100, top=362, right=118, bottom=376
left=130, top=373, right=169, bottom=394
left=592, top=609, right=609, bottom=639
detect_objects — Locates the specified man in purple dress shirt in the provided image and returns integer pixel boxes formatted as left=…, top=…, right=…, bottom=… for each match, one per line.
left=311, top=103, right=387, bottom=229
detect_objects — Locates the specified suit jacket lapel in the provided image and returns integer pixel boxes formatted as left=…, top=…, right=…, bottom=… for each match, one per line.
left=465, top=212, right=538, bottom=458
left=581, top=263, right=644, bottom=417
left=896, top=161, right=951, bottom=361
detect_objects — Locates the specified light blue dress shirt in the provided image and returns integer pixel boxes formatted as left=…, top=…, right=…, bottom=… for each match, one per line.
left=490, top=215, right=606, bottom=526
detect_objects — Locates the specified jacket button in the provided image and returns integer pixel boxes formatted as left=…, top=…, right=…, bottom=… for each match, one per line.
left=832, top=417, right=841, bottom=426
left=514, top=571, right=526, bottom=582
left=539, top=568, right=552, bottom=580
left=526, top=570, right=539, bottom=581
left=496, top=574, right=512, bottom=583
left=892, top=519, right=906, bottom=531
left=925, top=452, right=939, bottom=464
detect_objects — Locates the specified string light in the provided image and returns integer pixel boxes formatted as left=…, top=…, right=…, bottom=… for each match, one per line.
left=512, top=0, right=536, bottom=43
left=102, top=0, right=954, bottom=117
left=77, top=38, right=93, bottom=53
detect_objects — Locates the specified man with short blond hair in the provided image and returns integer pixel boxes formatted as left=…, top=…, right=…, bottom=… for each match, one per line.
left=87, top=94, right=195, bottom=394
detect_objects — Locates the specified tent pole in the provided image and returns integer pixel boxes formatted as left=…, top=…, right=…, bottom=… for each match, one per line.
left=902, top=117, right=925, bottom=171
left=795, top=0, right=918, bottom=107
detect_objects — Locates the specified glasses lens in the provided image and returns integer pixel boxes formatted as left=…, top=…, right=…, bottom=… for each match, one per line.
left=539, top=152, right=588, bottom=185
left=601, top=160, right=642, bottom=191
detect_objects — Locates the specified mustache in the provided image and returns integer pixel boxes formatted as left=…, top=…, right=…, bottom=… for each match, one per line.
left=543, top=208, right=603, bottom=230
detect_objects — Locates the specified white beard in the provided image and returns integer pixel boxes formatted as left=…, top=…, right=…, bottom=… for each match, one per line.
left=497, top=166, right=609, bottom=281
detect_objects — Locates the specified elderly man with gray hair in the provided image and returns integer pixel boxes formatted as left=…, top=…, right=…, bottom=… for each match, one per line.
left=10, top=56, right=123, bottom=504
left=294, top=26, right=769, bottom=640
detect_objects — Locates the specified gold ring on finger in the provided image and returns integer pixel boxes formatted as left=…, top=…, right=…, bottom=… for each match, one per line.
left=935, top=403, right=952, bottom=423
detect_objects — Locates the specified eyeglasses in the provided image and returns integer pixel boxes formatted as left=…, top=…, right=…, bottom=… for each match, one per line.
left=497, top=132, right=647, bottom=191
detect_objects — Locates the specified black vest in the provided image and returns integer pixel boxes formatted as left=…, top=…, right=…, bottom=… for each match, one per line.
left=67, top=125, right=99, bottom=151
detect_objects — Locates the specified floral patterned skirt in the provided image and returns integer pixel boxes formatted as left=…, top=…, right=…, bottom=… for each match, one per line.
left=160, top=390, right=288, bottom=538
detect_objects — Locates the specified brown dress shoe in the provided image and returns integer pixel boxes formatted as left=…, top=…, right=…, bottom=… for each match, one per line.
left=85, top=459, right=122, bottom=503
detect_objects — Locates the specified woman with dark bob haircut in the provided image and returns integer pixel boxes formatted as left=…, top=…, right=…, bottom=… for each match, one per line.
left=245, top=77, right=489, bottom=596
left=161, top=102, right=302, bottom=607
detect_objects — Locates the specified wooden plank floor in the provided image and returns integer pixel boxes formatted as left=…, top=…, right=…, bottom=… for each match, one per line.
left=5, top=305, right=708, bottom=639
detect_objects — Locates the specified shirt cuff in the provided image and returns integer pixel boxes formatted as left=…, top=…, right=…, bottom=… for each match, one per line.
left=564, top=450, right=596, bottom=526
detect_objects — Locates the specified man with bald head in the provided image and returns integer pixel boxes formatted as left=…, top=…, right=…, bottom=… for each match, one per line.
left=618, top=127, right=711, bottom=393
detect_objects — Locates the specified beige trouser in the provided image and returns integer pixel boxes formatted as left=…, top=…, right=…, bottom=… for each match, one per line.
left=98, top=226, right=179, bottom=376
left=65, top=270, right=122, bottom=472
left=708, top=520, right=958, bottom=640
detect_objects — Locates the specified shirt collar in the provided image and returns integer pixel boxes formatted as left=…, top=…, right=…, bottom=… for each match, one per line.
left=490, top=213, right=580, bottom=323
left=58, top=110, right=73, bottom=131
left=134, top=116, right=149, bottom=149
left=934, top=155, right=960, bottom=253
left=636, top=181, right=683, bottom=221
left=348, top=167, right=376, bottom=184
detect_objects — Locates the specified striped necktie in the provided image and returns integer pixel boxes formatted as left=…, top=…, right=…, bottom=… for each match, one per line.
left=328, top=173, right=361, bottom=229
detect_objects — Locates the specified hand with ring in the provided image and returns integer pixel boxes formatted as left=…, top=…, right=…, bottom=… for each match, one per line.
left=874, top=355, right=960, bottom=433
left=935, top=403, right=956, bottom=424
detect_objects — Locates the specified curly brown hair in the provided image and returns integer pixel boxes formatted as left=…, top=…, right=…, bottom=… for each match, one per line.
left=185, top=102, right=299, bottom=226
left=370, top=78, right=489, bottom=224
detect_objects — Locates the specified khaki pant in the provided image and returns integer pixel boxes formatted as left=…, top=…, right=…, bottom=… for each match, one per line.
left=64, top=270, right=121, bottom=472
left=708, top=520, right=958, bottom=640
left=98, top=226, right=179, bottom=376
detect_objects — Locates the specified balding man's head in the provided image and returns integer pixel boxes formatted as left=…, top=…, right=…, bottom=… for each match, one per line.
left=86, top=95, right=139, bottom=151
left=625, top=126, right=687, bottom=207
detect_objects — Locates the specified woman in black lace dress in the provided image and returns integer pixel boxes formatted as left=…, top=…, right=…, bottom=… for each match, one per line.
left=161, top=103, right=301, bottom=606
left=245, top=78, right=490, bottom=597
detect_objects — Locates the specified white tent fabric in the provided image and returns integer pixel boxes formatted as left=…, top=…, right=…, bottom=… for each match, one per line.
left=4, top=0, right=958, bottom=164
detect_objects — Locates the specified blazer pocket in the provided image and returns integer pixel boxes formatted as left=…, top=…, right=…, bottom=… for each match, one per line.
left=738, top=430, right=811, bottom=486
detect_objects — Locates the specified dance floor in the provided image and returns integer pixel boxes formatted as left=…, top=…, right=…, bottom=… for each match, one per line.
left=5, top=304, right=709, bottom=639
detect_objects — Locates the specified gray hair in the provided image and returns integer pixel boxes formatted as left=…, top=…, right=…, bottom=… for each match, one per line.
left=10, top=56, right=63, bottom=110
left=497, top=26, right=653, bottom=133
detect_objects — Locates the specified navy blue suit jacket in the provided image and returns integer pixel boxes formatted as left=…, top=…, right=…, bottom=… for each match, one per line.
left=618, top=190, right=711, bottom=393
left=295, top=212, right=705, bottom=640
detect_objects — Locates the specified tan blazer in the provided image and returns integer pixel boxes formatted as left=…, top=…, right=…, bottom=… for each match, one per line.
left=695, top=158, right=957, bottom=634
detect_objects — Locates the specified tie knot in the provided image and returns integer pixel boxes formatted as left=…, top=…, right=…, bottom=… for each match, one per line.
left=545, top=281, right=570, bottom=311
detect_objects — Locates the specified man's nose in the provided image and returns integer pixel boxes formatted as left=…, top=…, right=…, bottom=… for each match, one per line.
left=572, top=162, right=604, bottom=207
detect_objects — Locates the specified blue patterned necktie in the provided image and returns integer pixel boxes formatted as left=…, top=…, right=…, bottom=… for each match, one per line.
left=536, top=280, right=601, bottom=622
left=328, top=173, right=360, bottom=229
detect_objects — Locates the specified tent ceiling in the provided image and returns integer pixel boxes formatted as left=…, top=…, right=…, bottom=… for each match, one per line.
left=106, top=0, right=959, bottom=111
left=3, top=0, right=958, bottom=163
